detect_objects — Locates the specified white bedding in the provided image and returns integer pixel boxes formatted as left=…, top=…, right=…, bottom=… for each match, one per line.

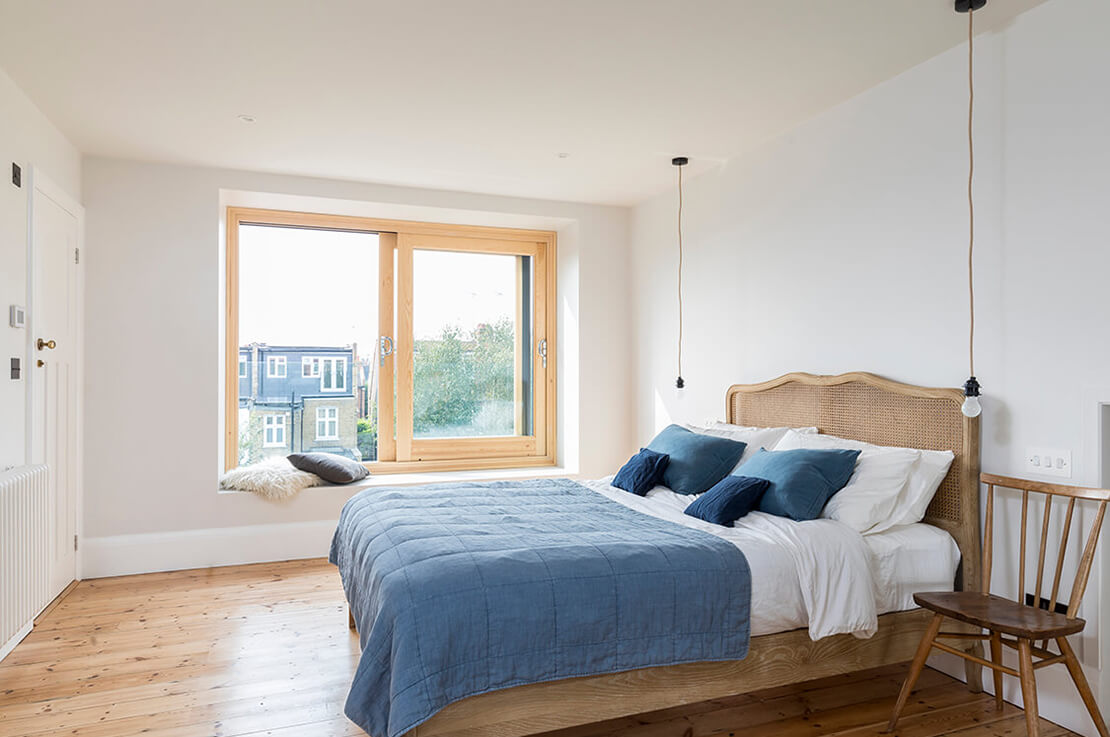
left=583, top=477, right=960, bottom=641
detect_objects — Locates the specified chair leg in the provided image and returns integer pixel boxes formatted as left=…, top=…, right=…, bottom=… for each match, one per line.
left=886, top=612, right=944, bottom=732
left=1057, top=636, right=1110, bottom=737
left=989, top=631, right=1004, bottom=710
left=964, top=639, right=984, bottom=693
left=1017, top=638, right=1040, bottom=737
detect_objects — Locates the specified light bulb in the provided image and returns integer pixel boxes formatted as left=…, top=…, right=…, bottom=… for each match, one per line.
left=961, top=376, right=981, bottom=418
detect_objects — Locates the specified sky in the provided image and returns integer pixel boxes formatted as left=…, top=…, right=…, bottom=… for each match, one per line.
left=238, top=225, right=518, bottom=355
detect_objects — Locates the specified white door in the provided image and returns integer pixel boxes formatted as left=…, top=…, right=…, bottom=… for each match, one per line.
left=29, top=176, right=82, bottom=601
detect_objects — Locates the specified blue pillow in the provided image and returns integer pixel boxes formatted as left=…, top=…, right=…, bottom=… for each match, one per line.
left=736, top=447, right=861, bottom=521
left=612, top=448, right=670, bottom=496
left=684, top=475, right=770, bottom=527
left=646, top=425, right=747, bottom=495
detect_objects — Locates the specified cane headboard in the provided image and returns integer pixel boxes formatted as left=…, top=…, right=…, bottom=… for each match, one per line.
left=726, top=372, right=981, bottom=592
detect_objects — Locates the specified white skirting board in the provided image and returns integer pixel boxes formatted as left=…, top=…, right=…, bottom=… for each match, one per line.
left=80, top=519, right=338, bottom=578
left=0, top=620, right=33, bottom=664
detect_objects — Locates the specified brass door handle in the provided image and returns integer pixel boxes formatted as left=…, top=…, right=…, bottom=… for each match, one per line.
left=37, top=338, right=56, bottom=350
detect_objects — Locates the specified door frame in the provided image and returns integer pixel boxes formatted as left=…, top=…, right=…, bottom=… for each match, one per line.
left=26, top=167, right=85, bottom=583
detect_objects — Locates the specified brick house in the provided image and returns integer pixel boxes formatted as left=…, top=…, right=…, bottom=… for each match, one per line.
left=237, top=344, right=361, bottom=463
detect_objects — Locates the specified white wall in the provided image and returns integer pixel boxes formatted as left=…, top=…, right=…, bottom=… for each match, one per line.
left=630, top=0, right=1109, bottom=734
left=81, top=158, right=632, bottom=571
left=0, top=67, right=82, bottom=471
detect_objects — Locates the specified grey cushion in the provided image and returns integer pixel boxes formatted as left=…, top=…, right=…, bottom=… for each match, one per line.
left=287, top=452, right=370, bottom=484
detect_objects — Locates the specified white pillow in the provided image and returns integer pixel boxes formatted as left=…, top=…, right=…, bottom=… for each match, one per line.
left=219, top=456, right=322, bottom=500
left=890, top=449, right=955, bottom=527
left=686, top=423, right=817, bottom=469
left=774, top=430, right=920, bottom=534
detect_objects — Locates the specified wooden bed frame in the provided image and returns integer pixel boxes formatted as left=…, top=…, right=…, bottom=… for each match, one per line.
left=385, top=372, right=983, bottom=737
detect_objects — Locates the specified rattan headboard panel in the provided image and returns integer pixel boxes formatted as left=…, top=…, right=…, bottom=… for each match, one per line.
left=727, top=372, right=981, bottom=591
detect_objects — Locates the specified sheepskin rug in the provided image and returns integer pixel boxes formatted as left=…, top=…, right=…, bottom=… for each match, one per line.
left=219, top=456, right=322, bottom=500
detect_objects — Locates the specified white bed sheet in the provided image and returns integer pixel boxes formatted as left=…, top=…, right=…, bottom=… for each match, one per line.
left=582, top=478, right=960, bottom=641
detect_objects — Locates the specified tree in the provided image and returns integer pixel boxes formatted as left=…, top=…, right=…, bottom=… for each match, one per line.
left=357, top=412, right=377, bottom=461
left=413, top=318, right=515, bottom=435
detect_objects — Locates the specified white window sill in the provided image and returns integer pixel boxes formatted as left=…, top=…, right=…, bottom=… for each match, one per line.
left=219, top=466, right=574, bottom=496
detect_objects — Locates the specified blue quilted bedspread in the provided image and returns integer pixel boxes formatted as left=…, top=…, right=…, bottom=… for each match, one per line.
left=329, top=478, right=752, bottom=737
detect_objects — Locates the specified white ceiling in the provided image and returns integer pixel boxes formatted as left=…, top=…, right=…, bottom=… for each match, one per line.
left=0, top=0, right=1044, bottom=206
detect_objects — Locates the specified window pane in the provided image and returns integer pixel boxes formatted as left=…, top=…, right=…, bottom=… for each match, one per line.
left=412, top=249, right=531, bottom=439
left=237, top=225, right=380, bottom=465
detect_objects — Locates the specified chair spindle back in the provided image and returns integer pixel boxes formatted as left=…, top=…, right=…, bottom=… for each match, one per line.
left=981, top=473, right=1109, bottom=620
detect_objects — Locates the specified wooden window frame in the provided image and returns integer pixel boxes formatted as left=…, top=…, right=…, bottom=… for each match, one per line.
left=225, top=207, right=557, bottom=473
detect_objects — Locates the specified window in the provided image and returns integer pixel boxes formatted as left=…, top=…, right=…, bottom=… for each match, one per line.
left=239, top=355, right=247, bottom=378
left=263, top=415, right=286, bottom=447
left=225, top=207, right=556, bottom=472
left=267, top=355, right=286, bottom=378
left=316, top=406, right=339, bottom=440
left=320, top=357, right=346, bottom=392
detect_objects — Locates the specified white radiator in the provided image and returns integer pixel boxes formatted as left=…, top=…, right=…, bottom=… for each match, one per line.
left=0, top=464, right=51, bottom=661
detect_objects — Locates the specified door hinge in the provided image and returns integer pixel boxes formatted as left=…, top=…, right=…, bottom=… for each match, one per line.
left=74, top=247, right=80, bottom=264
left=74, top=534, right=78, bottom=551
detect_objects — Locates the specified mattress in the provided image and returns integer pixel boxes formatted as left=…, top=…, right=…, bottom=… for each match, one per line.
left=582, top=477, right=960, bottom=639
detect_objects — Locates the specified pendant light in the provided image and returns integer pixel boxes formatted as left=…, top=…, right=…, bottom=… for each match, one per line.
left=673, top=156, right=689, bottom=389
left=957, top=0, right=984, bottom=417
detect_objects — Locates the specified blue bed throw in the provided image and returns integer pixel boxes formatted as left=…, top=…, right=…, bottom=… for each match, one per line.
left=329, top=478, right=752, bottom=737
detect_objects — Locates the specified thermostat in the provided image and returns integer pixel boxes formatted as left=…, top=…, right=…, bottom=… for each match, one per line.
left=9, top=305, right=25, bottom=328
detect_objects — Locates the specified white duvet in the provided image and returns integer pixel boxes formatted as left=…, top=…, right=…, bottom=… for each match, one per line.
left=583, top=478, right=960, bottom=641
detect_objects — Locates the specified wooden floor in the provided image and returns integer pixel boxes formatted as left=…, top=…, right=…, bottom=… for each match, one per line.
left=0, top=559, right=1077, bottom=737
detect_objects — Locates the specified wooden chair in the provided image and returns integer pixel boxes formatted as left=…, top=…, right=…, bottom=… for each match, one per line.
left=887, top=473, right=1109, bottom=737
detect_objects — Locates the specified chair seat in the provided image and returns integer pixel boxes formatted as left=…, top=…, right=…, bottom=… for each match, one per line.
left=914, top=591, right=1085, bottom=639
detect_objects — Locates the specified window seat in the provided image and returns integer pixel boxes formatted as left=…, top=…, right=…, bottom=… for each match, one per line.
left=219, top=466, right=572, bottom=496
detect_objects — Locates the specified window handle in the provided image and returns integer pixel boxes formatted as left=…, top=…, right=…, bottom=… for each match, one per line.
left=537, top=339, right=547, bottom=369
left=380, top=336, right=394, bottom=366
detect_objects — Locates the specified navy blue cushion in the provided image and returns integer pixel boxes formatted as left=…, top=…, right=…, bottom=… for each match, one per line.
left=612, top=448, right=670, bottom=496
left=684, top=475, right=770, bottom=527
left=736, top=448, right=861, bottom=521
left=646, top=425, right=747, bottom=496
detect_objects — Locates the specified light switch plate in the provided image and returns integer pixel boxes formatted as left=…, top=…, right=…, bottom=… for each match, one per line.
left=1025, top=447, right=1072, bottom=478
left=9, top=305, right=25, bottom=328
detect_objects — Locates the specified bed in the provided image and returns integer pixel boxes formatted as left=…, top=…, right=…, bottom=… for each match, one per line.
left=332, top=372, right=983, bottom=737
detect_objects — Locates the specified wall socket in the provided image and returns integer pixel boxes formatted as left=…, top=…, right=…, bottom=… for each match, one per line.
left=1025, top=447, right=1072, bottom=478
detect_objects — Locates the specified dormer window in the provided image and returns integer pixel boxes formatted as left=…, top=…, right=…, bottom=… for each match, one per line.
left=320, top=357, right=346, bottom=392
left=266, top=355, right=286, bottom=378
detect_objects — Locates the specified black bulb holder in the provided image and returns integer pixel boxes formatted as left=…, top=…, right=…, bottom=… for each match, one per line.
left=963, top=375, right=981, bottom=397
left=955, top=0, right=986, bottom=12
left=674, top=154, right=688, bottom=391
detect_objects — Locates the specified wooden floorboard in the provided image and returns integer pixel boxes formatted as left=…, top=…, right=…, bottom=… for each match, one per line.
left=0, top=559, right=1078, bottom=737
